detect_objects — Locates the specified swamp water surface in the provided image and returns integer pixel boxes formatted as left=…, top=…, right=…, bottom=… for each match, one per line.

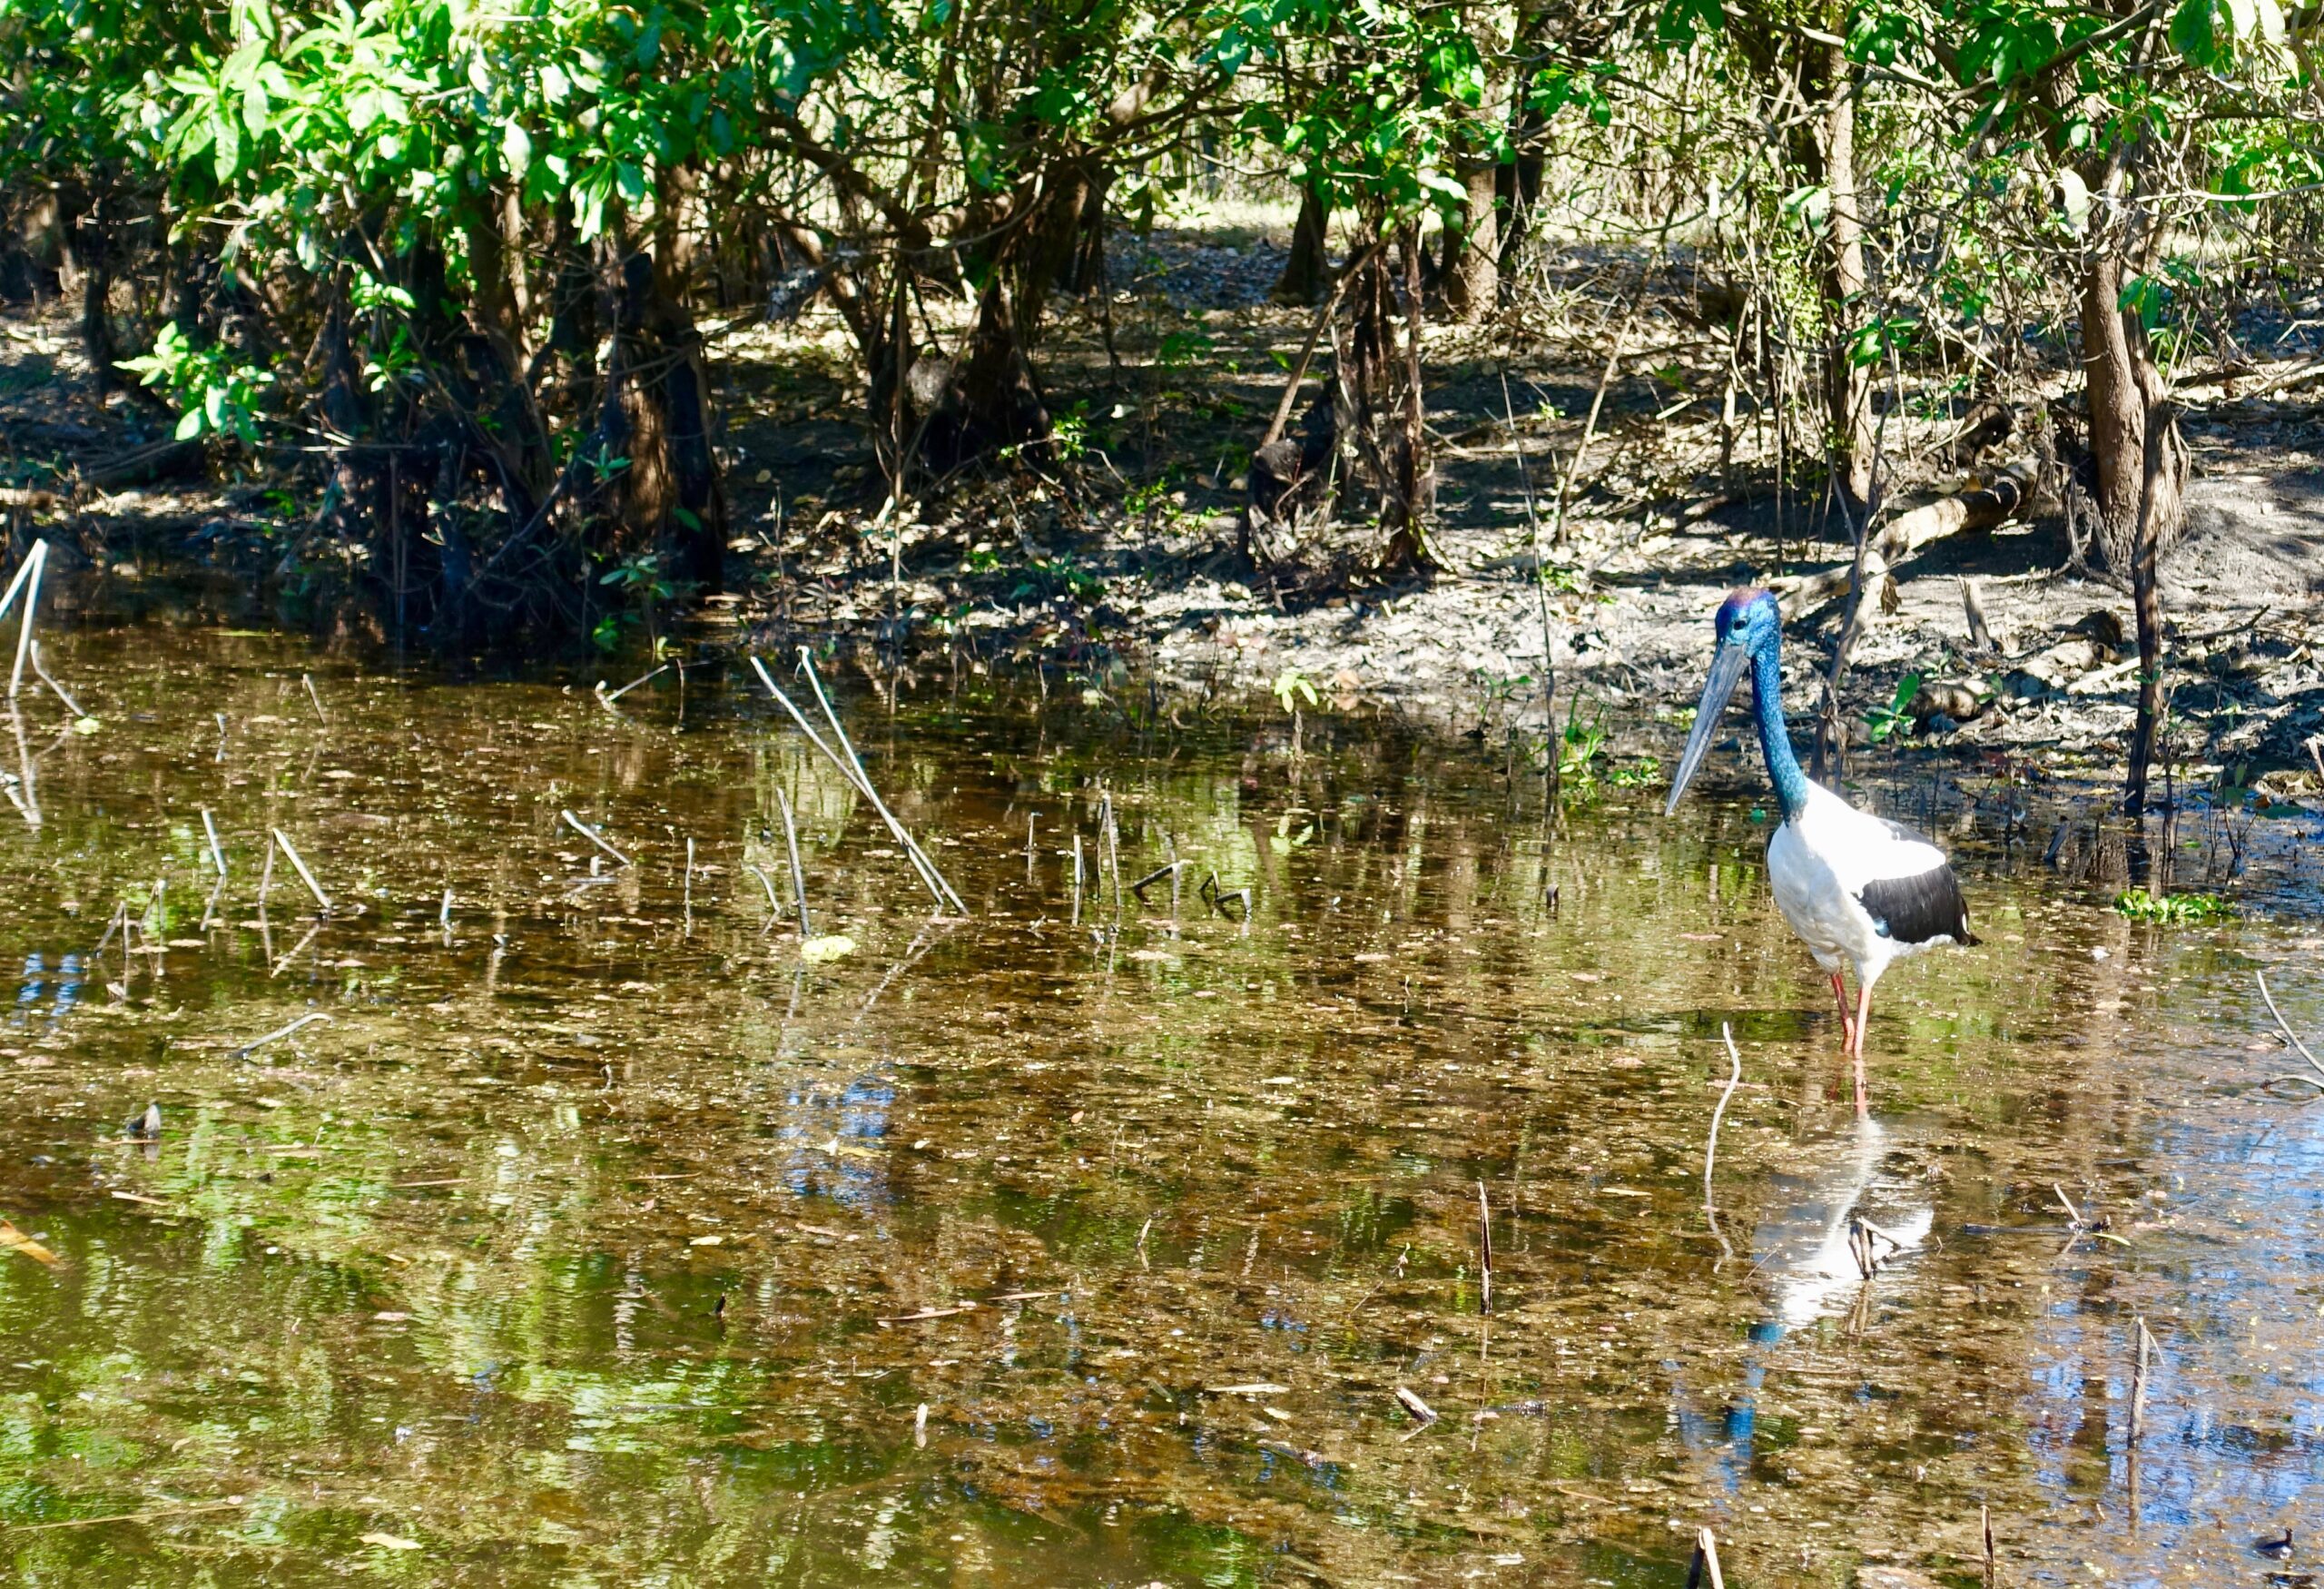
left=0, top=608, right=2320, bottom=1587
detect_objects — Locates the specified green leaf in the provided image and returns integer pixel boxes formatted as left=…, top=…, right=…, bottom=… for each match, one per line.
left=501, top=118, right=532, bottom=179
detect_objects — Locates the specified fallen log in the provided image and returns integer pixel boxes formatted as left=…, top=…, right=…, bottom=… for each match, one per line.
left=1775, top=463, right=2034, bottom=611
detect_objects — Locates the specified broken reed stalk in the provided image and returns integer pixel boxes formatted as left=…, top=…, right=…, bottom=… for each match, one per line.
left=1685, top=1526, right=1726, bottom=1589
left=776, top=787, right=812, bottom=936
left=743, top=863, right=782, bottom=913
left=682, top=838, right=695, bottom=918
left=2129, top=1316, right=2156, bottom=1443
left=795, top=647, right=966, bottom=913
left=748, top=653, right=962, bottom=914
left=300, top=672, right=327, bottom=724
left=1104, top=794, right=1123, bottom=914
left=438, top=887, right=453, bottom=930
left=599, top=663, right=669, bottom=706
left=197, top=873, right=226, bottom=933
left=1705, top=1022, right=1743, bottom=1203
left=257, top=834, right=275, bottom=913
left=559, top=809, right=633, bottom=868
left=269, top=829, right=330, bottom=913
left=199, top=808, right=227, bottom=875
left=234, top=1011, right=331, bottom=1058
left=1070, top=834, right=1084, bottom=924
left=28, top=641, right=82, bottom=717
left=1025, top=812, right=1037, bottom=881
left=2, top=538, right=49, bottom=699
left=2255, top=970, right=2324, bottom=1082
left=1982, top=1504, right=1997, bottom=1589
left=1477, top=1179, right=1493, bottom=1317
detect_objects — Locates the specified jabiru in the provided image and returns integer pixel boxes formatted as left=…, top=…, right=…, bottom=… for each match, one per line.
left=1665, top=588, right=1976, bottom=1106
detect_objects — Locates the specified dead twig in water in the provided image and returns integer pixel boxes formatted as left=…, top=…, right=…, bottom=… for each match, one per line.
left=2255, top=971, right=2324, bottom=1083
left=1704, top=1022, right=1744, bottom=1265
left=27, top=641, right=81, bottom=717
left=1704, top=1023, right=1743, bottom=1199
left=2130, top=1316, right=2157, bottom=1443
left=1477, top=1180, right=1493, bottom=1317
left=776, top=787, right=812, bottom=936
left=597, top=664, right=669, bottom=707
left=1, top=538, right=50, bottom=700
left=4, top=1497, right=252, bottom=1534
left=200, top=808, right=227, bottom=875
left=559, top=809, right=633, bottom=868
left=300, top=672, right=327, bottom=724
left=234, top=1012, right=331, bottom=1058
left=748, top=654, right=963, bottom=913
left=1686, top=1526, right=1726, bottom=1589
left=269, top=829, right=331, bottom=913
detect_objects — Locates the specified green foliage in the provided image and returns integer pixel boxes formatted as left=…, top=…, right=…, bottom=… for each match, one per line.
left=2112, top=890, right=2234, bottom=923
left=117, top=323, right=275, bottom=446
left=1271, top=668, right=1318, bottom=716
left=1864, top=673, right=1922, bottom=745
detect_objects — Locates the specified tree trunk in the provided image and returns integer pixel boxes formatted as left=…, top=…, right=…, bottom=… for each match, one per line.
left=1271, top=183, right=1331, bottom=305
left=1443, top=4, right=1512, bottom=322
left=2122, top=398, right=2172, bottom=816
left=1379, top=227, right=1435, bottom=571
left=605, top=248, right=726, bottom=590
left=1817, top=39, right=1875, bottom=518
left=1442, top=163, right=1500, bottom=321
left=2078, top=251, right=2186, bottom=574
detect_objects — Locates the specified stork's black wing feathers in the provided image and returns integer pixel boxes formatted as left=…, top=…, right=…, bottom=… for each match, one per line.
left=1856, top=859, right=1977, bottom=946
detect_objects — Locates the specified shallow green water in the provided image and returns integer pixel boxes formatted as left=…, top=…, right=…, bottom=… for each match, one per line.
left=0, top=598, right=2319, bottom=1586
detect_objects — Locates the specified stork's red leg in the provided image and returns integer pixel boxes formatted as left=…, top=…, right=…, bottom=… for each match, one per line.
left=1830, top=971, right=1856, bottom=1051
left=1851, top=978, right=1875, bottom=1115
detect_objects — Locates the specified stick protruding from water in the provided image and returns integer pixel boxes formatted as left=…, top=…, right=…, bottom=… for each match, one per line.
left=2, top=538, right=50, bottom=700
left=269, top=829, right=331, bottom=913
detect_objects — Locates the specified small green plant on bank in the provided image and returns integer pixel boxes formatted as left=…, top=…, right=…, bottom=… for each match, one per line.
left=1608, top=754, right=1661, bottom=790
left=1864, top=673, right=1923, bottom=744
left=1556, top=711, right=1608, bottom=796
left=2113, top=890, right=2233, bottom=924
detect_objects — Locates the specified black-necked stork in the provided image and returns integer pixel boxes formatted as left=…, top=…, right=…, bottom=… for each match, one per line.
left=1665, top=588, right=1976, bottom=1104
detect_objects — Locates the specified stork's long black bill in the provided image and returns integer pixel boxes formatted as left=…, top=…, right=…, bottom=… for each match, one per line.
left=1664, top=641, right=1748, bottom=815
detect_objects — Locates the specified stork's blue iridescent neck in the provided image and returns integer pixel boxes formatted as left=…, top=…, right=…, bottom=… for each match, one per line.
left=1665, top=587, right=1810, bottom=824
left=1742, top=610, right=1811, bottom=822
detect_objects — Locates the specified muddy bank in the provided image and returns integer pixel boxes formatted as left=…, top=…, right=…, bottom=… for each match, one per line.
left=5, top=235, right=2323, bottom=804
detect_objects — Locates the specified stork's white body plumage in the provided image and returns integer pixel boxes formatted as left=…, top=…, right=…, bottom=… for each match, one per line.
left=1766, top=781, right=1967, bottom=996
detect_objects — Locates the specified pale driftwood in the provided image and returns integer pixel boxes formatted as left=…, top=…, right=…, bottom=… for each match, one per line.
left=1776, top=466, right=2033, bottom=611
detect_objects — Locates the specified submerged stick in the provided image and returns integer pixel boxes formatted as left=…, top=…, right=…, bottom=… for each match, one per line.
left=748, top=654, right=960, bottom=913
left=3, top=538, right=48, bottom=699
left=28, top=641, right=82, bottom=717
left=234, top=1011, right=331, bottom=1057
left=2255, top=971, right=2324, bottom=1082
left=1686, top=1526, right=1726, bottom=1589
left=559, top=809, right=633, bottom=868
left=1705, top=1023, right=1744, bottom=1201
left=1982, top=1505, right=1997, bottom=1589
left=200, top=808, right=227, bottom=875
left=2129, top=1317, right=2157, bottom=1443
left=269, top=829, right=331, bottom=913
left=598, top=663, right=669, bottom=706
left=1477, top=1180, right=1493, bottom=1317
left=776, top=787, right=812, bottom=936
left=795, top=649, right=966, bottom=914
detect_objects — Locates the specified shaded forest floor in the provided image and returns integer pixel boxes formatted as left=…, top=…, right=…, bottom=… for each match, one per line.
left=5, top=214, right=2324, bottom=807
